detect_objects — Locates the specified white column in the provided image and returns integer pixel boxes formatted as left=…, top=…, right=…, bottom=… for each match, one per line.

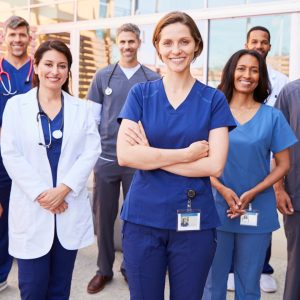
left=70, top=29, right=80, bottom=97
left=289, top=13, right=300, bottom=80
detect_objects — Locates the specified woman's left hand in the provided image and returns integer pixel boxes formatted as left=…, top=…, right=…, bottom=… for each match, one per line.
left=37, top=184, right=71, bottom=211
left=125, top=121, right=149, bottom=146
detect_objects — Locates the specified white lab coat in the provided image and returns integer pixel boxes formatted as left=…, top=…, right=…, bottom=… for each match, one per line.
left=1, top=88, right=101, bottom=259
left=267, top=65, right=289, bottom=107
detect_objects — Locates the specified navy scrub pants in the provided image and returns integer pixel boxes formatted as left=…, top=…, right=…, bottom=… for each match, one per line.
left=123, top=221, right=217, bottom=300
left=0, top=183, right=13, bottom=284
left=17, top=230, right=77, bottom=300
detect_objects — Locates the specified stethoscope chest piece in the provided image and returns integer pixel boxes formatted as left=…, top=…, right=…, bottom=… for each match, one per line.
left=105, top=87, right=112, bottom=95
left=52, top=129, right=63, bottom=139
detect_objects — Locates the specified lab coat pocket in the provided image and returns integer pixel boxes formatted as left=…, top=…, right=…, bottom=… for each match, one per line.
left=9, top=196, right=31, bottom=236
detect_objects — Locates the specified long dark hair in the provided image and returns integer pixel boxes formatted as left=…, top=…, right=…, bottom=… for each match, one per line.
left=218, top=49, right=271, bottom=103
left=33, top=40, right=72, bottom=94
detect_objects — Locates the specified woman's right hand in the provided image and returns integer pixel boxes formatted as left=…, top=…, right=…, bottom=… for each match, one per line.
left=184, top=141, right=209, bottom=162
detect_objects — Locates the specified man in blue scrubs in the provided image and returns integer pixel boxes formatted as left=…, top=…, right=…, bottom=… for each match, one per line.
left=0, top=16, right=33, bottom=292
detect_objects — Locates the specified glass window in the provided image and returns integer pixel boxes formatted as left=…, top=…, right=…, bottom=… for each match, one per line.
left=208, top=0, right=244, bottom=7
left=0, top=9, right=29, bottom=24
left=114, top=0, right=131, bottom=17
left=79, top=29, right=116, bottom=99
left=30, top=3, right=74, bottom=25
left=247, top=14, right=290, bottom=77
left=208, top=0, right=282, bottom=7
left=207, top=14, right=291, bottom=87
left=0, top=0, right=27, bottom=9
left=136, top=0, right=203, bottom=14
left=77, top=0, right=111, bottom=20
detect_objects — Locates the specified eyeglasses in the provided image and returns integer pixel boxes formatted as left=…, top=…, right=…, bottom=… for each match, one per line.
left=36, top=111, right=52, bottom=148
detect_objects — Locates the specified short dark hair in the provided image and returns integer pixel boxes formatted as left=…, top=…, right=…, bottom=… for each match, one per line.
left=4, top=16, right=30, bottom=35
left=116, top=23, right=140, bottom=40
left=152, top=11, right=203, bottom=61
left=218, top=49, right=271, bottom=104
left=247, top=26, right=271, bottom=43
left=33, top=40, right=72, bottom=94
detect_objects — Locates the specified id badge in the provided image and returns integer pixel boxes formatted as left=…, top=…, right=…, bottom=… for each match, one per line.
left=240, top=210, right=259, bottom=227
left=177, top=209, right=201, bottom=231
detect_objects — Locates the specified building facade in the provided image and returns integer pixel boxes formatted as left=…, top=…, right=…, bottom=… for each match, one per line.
left=1, top=0, right=300, bottom=98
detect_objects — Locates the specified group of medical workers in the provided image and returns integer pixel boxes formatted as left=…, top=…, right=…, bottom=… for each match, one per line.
left=0, top=11, right=299, bottom=300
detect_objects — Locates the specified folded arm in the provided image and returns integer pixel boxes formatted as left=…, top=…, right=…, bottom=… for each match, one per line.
left=117, top=119, right=209, bottom=170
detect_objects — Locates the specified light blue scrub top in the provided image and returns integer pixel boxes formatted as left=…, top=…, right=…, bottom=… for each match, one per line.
left=216, top=104, right=297, bottom=233
left=118, top=79, right=236, bottom=230
left=41, top=106, right=63, bottom=187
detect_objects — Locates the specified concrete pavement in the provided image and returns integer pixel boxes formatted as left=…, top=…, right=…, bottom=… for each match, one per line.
left=2, top=217, right=288, bottom=299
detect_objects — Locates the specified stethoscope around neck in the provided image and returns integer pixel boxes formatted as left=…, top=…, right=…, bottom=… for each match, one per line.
left=0, top=57, right=33, bottom=96
left=104, top=62, right=150, bottom=96
left=36, top=89, right=64, bottom=148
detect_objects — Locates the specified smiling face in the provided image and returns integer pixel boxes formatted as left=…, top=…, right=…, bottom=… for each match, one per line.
left=117, top=31, right=141, bottom=67
left=34, top=49, right=69, bottom=92
left=245, top=30, right=271, bottom=60
left=157, top=22, right=198, bottom=75
left=234, top=54, right=259, bottom=95
left=4, top=26, right=31, bottom=60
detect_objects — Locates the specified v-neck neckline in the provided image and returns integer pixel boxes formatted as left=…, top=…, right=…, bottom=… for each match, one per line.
left=117, top=64, right=140, bottom=81
left=160, top=79, right=198, bottom=111
left=4, top=58, right=30, bottom=72
left=232, top=104, right=263, bottom=127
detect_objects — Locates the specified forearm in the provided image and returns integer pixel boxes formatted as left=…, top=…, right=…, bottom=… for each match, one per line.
left=161, top=127, right=229, bottom=177
left=249, top=163, right=289, bottom=197
left=162, top=155, right=224, bottom=177
left=118, top=144, right=189, bottom=170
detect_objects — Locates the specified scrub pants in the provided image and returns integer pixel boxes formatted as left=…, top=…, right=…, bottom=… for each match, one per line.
left=123, top=221, right=217, bottom=300
left=93, top=158, right=134, bottom=277
left=203, top=230, right=271, bottom=300
left=0, top=183, right=13, bottom=284
left=17, top=230, right=77, bottom=300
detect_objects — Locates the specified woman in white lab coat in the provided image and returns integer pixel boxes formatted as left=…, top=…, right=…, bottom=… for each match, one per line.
left=1, top=40, right=100, bottom=300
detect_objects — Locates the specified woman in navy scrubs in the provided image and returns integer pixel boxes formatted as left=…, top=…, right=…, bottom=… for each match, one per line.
left=203, top=50, right=297, bottom=300
left=1, top=40, right=100, bottom=299
left=117, top=12, right=236, bottom=299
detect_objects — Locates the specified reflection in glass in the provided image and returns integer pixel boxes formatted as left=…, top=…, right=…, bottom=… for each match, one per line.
left=0, top=0, right=28, bottom=9
left=77, top=0, right=131, bottom=19
left=208, top=0, right=244, bottom=7
left=136, top=0, right=203, bottom=14
left=79, top=29, right=116, bottom=99
left=208, top=18, right=246, bottom=87
left=30, top=3, right=74, bottom=25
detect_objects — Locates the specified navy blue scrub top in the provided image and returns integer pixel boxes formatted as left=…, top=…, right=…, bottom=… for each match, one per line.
left=0, top=59, right=33, bottom=187
left=40, top=105, right=63, bottom=187
left=118, top=79, right=236, bottom=230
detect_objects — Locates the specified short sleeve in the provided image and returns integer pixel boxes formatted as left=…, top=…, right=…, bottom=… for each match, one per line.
left=118, top=83, right=143, bottom=123
left=87, top=70, right=104, bottom=104
left=271, top=109, right=298, bottom=153
left=211, top=91, right=236, bottom=131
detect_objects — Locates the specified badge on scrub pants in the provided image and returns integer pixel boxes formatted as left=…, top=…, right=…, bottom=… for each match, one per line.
left=240, top=203, right=259, bottom=227
left=177, top=189, right=201, bottom=231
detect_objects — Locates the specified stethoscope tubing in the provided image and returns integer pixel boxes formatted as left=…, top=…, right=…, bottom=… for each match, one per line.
left=105, top=62, right=150, bottom=95
left=0, top=57, right=33, bottom=96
